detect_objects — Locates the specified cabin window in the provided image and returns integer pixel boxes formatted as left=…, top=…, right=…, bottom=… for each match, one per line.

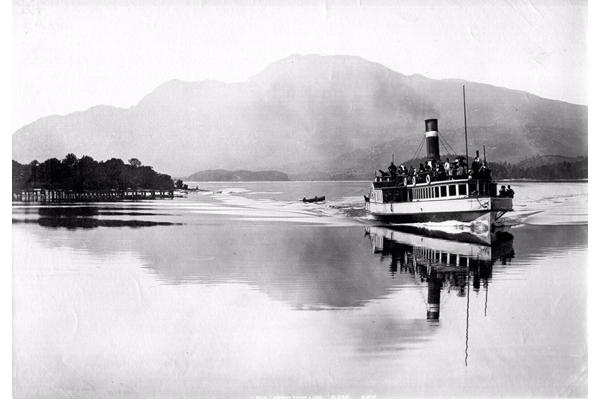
left=383, top=190, right=392, bottom=203
left=485, top=183, right=490, bottom=195
left=394, top=189, right=405, bottom=202
left=435, top=187, right=440, bottom=198
left=459, top=184, right=467, bottom=195
left=441, top=253, right=448, bottom=263
left=449, top=185, right=456, bottom=196
left=459, top=256, right=468, bottom=268
left=441, top=186, right=447, bottom=197
left=468, top=183, right=477, bottom=194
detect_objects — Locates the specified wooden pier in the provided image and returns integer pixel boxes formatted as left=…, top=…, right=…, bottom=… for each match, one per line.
left=13, top=189, right=174, bottom=202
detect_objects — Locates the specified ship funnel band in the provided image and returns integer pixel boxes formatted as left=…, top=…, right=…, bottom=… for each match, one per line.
left=425, top=118, right=440, bottom=160
left=427, top=311, right=440, bottom=320
left=425, top=118, right=438, bottom=132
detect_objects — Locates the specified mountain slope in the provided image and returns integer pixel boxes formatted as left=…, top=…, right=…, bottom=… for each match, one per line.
left=12, top=54, right=587, bottom=177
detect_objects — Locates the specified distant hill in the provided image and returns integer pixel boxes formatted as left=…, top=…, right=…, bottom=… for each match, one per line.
left=491, top=156, right=587, bottom=180
left=187, top=169, right=289, bottom=182
left=515, top=155, right=580, bottom=169
left=13, top=54, right=587, bottom=178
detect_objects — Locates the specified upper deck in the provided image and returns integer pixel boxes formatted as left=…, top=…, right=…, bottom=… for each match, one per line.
left=368, top=170, right=509, bottom=205
left=373, top=168, right=492, bottom=188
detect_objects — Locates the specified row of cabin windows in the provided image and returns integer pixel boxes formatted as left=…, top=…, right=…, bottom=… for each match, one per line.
left=382, top=182, right=494, bottom=203
left=414, top=183, right=467, bottom=200
left=413, top=247, right=471, bottom=268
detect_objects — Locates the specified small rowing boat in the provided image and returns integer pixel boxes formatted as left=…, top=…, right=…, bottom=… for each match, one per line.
left=302, top=196, right=325, bottom=203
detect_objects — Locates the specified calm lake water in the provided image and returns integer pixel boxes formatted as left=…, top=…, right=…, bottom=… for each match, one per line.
left=12, top=181, right=588, bottom=398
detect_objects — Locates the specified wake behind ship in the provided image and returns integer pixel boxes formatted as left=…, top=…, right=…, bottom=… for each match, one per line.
left=365, top=106, right=513, bottom=229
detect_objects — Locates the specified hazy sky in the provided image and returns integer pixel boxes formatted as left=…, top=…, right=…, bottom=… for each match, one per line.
left=12, top=0, right=588, bottom=132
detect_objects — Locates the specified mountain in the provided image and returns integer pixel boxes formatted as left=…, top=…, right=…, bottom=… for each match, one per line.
left=187, top=169, right=289, bottom=182
left=12, top=54, right=587, bottom=177
left=515, top=154, right=583, bottom=169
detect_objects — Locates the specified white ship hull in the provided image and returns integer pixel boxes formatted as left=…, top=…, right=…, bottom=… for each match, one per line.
left=366, top=195, right=512, bottom=227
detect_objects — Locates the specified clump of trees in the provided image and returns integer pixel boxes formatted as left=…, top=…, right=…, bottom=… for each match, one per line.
left=489, top=157, right=588, bottom=180
left=13, top=154, right=174, bottom=192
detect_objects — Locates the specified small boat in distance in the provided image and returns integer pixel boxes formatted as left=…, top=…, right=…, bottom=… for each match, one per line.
left=365, top=87, right=513, bottom=230
left=302, top=196, right=326, bottom=203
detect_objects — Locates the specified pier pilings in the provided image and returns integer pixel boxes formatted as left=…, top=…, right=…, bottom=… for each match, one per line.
left=13, top=189, right=175, bottom=202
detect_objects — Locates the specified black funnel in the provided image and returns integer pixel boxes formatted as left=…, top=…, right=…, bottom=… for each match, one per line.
left=425, top=119, right=440, bottom=161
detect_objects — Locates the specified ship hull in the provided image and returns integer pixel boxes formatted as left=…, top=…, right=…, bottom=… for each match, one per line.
left=365, top=196, right=512, bottom=227
left=368, top=210, right=492, bottom=224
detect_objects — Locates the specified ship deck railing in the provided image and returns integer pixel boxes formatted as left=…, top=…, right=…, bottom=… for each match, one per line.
left=373, top=170, right=492, bottom=188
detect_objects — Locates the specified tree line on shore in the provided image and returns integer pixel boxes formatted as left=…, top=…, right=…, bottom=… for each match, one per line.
left=488, top=157, right=587, bottom=180
left=13, top=153, right=587, bottom=190
left=12, top=154, right=174, bottom=192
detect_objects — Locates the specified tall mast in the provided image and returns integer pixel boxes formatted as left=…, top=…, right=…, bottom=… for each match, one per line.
left=463, top=85, right=469, bottom=163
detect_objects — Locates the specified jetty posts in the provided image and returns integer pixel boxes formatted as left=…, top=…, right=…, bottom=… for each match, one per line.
left=13, top=189, right=175, bottom=202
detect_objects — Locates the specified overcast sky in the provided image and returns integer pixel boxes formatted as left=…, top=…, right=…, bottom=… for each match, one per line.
left=12, top=0, right=588, bottom=132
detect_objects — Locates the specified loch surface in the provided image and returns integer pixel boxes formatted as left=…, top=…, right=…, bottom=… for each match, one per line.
left=12, top=181, right=587, bottom=398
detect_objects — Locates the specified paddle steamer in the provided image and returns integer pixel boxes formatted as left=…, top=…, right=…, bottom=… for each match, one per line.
left=365, top=88, right=513, bottom=229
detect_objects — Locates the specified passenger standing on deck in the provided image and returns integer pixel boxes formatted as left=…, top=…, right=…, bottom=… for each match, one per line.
left=444, top=158, right=451, bottom=175
left=436, top=162, right=445, bottom=180
left=499, top=185, right=507, bottom=197
left=506, top=185, right=515, bottom=198
left=471, top=156, right=481, bottom=176
left=388, top=162, right=397, bottom=177
left=455, top=160, right=464, bottom=177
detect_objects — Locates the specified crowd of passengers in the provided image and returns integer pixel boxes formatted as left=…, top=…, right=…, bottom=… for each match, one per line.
left=379, top=156, right=491, bottom=184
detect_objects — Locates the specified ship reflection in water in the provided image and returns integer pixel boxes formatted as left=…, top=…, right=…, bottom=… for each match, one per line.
left=366, top=225, right=515, bottom=322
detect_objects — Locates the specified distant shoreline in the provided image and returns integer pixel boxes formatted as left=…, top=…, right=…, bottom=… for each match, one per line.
left=496, top=178, right=588, bottom=183
left=183, top=179, right=588, bottom=184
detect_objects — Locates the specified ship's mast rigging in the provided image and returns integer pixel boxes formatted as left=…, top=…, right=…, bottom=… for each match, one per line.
left=463, top=85, right=469, bottom=163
